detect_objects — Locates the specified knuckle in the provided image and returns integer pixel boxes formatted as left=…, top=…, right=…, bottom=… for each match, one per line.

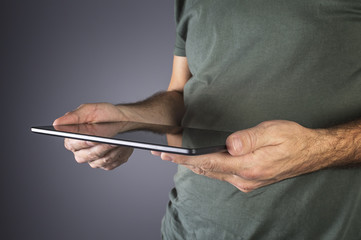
left=64, top=139, right=73, bottom=151
left=192, top=167, right=206, bottom=175
left=258, top=121, right=279, bottom=136
left=74, top=154, right=85, bottom=163
left=201, top=159, right=215, bottom=172
left=90, top=148, right=106, bottom=159
left=244, top=130, right=257, bottom=150
left=238, top=168, right=263, bottom=181
left=92, top=151, right=103, bottom=159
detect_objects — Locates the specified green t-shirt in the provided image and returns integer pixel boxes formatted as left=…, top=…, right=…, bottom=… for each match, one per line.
left=162, top=0, right=361, bottom=239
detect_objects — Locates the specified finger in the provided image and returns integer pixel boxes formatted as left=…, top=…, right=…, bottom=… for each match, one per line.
left=160, top=152, right=217, bottom=167
left=64, top=139, right=98, bottom=152
left=53, top=104, right=93, bottom=125
left=151, top=151, right=161, bottom=156
left=183, top=165, right=270, bottom=193
left=226, top=123, right=274, bottom=156
left=161, top=151, right=274, bottom=181
left=53, top=110, right=81, bottom=126
left=88, top=147, right=133, bottom=170
left=73, top=144, right=117, bottom=163
left=160, top=152, right=244, bottom=174
left=224, top=174, right=271, bottom=193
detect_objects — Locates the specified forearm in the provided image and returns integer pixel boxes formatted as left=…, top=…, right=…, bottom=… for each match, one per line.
left=117, top=90, right=185, bottom=126
left=316, top=119, right=361, bottom=168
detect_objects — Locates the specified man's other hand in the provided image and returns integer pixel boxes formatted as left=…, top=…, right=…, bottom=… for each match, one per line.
left=157, top=120, right=335, bottom=192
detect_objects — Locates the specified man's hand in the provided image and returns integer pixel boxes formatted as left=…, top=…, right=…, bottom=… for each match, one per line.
left=157, top=120, right=341, bottom=192
left=53, top=103, right=134, bottom=170
left=53, top=102, right=129, bottom=125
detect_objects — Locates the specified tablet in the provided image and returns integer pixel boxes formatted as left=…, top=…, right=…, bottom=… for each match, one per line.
left=31, top=121, right=232, bottom=155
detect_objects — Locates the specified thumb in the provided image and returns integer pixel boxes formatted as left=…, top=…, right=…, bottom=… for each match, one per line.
left=53, top=104, right=90, bottom=126
left=53, top=111, right=80, bottom=126
left=226, top=125, right=268, bottom=156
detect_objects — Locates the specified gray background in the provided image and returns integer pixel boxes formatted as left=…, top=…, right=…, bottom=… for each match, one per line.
left=1, top=1, right=177, bottom=239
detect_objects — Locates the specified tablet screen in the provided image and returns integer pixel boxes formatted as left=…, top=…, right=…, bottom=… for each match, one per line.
left=31, top=121, right=232, bottom=155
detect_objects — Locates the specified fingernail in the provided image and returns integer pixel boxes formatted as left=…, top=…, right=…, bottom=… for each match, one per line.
left=232, top=136, right=243, bottom=154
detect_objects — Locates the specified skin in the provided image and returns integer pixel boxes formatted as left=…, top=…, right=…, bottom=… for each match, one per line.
left=54, top=56, right=361, bottom=192
left=53, top=56, right=188, bottom=170
left=157, top=120, right=361, bottom=192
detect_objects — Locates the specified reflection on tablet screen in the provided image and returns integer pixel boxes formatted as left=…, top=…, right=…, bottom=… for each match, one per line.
left=32, top=121, right=232, bottom=155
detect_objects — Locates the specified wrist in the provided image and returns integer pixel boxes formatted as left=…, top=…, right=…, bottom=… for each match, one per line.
left=314, top=124, right=361, bottom=168
left=115, top=104, right=146, bottom=123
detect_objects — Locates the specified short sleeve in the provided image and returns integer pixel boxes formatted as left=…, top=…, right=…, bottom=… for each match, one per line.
left=174, top=0, right=187, bottom=56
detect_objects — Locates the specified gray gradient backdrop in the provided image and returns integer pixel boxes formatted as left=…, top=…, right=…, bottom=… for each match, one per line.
left=1, top=1, right=177, bottom=239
